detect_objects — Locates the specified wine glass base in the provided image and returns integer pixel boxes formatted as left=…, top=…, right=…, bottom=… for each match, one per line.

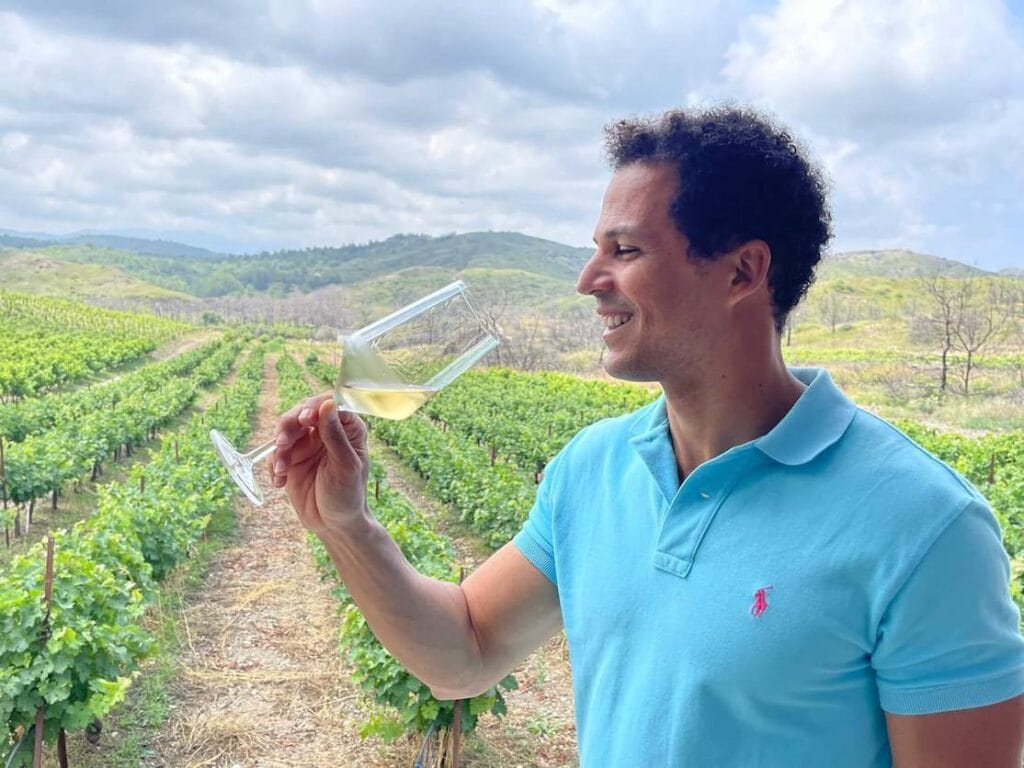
left=209, top=429, right=265, bottom=506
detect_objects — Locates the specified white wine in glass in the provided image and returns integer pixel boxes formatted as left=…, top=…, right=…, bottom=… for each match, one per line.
left=210, top=280, right=499, bottom=505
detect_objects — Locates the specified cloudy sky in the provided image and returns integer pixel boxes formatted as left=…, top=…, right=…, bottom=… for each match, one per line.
left=1, top=0, right=1022, bottom=269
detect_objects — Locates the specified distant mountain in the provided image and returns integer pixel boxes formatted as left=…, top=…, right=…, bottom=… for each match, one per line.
left=999, top=267, right=1024, bottom=277
left=819, top=249, right=990, bottom=279
left=0, top=231, right=59, bottom=249
left=60, top=233, right=225, bottom=259
left=32, top=231, right=592, bottom=298
left=0, top=229, right=225, bottom=259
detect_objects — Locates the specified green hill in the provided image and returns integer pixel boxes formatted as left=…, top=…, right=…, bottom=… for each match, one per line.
left=0, top=248, right=193, bottom=301
left=818, top=249, right=990, bottom=279
left=34, top=232, right=591, bottom=298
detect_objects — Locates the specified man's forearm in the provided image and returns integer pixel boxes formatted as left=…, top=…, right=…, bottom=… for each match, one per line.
left=318, top=510, right=486, bottom=698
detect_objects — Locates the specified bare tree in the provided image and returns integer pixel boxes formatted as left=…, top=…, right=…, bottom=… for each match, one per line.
left=472, top=285, right=514, bottom=367
left=949, top=278, right=1007, bottom=396
left=1009, top=284, right=1024, bottom=388
left=510, top=317, right=549, bottom=371
left=783, top=303, right=807, bottom=347
left=817, top=289, right=851, bottom=333
left=919, top=276, right=959, bottom=393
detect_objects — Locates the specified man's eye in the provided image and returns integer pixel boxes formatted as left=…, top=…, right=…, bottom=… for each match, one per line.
left=615, top=247, right=639, bottom=258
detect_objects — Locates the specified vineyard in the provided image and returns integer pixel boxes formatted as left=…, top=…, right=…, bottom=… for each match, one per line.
left=0, top=293, right=188, bottom=402
left=1, top=295, right=1022, bottom=767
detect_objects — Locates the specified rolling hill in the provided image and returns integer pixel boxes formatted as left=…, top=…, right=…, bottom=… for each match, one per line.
left=818, top=249, right=990, bottom=279
left=0, top=248, right=193, bottom=301
left=21, top=232, right=591, bottom=298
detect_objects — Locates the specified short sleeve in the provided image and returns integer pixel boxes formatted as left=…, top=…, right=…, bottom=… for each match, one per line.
left=513, top=451, right=562, bottom=587
left=873, top=497, right=1024, bottom=714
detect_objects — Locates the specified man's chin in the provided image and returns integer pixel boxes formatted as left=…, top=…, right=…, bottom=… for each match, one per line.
left=601, top=354, right=656, bottom=383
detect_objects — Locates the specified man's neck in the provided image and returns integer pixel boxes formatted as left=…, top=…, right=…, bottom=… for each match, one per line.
left=662, top=350, right=806, bottom=482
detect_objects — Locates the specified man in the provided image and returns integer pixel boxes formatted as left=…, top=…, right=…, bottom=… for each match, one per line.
left=271, top=106, right=1024, bottom=766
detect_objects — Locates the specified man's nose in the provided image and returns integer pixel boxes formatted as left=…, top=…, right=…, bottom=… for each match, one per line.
left=576, top=251, right=609, bottom=295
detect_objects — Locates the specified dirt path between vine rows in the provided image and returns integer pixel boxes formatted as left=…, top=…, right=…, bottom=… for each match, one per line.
left=153, top=330, right=219, bottom=362
left=149, top=354, right=412, bottom=768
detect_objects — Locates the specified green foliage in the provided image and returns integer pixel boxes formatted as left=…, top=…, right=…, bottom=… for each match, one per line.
left=329, top=479, right=520, bottom=741
left=0, top=337, right=231, bottom=443
left=1, top=340, right=239, bottom=507
left=276, top=353, right=311, bottom=414
left=0, top=347, right=264, bottom=749
left=0, top=292, right=188, bottom=400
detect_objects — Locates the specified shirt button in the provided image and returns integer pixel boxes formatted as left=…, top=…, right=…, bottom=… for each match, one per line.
left=699, top=491, right=711, bottom=499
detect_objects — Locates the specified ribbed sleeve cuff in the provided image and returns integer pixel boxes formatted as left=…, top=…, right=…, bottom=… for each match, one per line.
left=879, top=666, right=1024, bottom=714
left=513, top=529, right=557, bottom=586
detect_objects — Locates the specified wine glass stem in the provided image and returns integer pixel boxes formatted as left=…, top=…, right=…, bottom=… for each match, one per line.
left=245, top=439, right=278, bottom=463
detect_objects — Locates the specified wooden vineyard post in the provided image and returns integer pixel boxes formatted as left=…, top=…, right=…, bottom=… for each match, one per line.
left=988, top=453, right=996, bottom=485
left=33, top=535, right=55, bottom=768
left=57, top=730, right=68, bottom=768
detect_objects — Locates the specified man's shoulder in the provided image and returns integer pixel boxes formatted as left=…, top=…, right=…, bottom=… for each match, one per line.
left=840, top=406, right=984, bottom=507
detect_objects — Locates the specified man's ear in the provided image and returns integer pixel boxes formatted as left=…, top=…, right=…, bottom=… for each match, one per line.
left=727, top=239, right=771, bottom=305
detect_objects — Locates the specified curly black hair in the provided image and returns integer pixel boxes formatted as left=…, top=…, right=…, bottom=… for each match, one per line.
left=604, top=106, right=832, bottom=332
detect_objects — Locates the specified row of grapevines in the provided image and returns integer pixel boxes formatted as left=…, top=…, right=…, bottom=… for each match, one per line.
left=0, top=348, right=264, bottom=755
left=420, top=369, right=654, bottom=478
left=370, top=415, right=536, bottom=550
left=276, top=353, right=310, bottom=412
left=0, top=294, right=185, bottom=338
left=0, top=340, right=241, bottom=511
left=288, top=355, right=519, bottom=738
left=304, top=362, right=540, bottom=547
left=0, top=337, right=231, bottom=444
left=0, top=293, right=188, bottom=401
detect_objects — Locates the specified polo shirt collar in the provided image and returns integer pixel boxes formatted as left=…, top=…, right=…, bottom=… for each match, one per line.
left=627, top=367, right=857, bottom=480
left=754, top=367, right=857, bottom=465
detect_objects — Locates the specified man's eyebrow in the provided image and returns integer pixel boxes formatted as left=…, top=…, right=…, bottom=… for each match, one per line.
left=593, top=225, right=641, bottom=244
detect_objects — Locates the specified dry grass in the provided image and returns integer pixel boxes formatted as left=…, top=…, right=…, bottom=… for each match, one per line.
left=147, top=355, right=412, bottom=768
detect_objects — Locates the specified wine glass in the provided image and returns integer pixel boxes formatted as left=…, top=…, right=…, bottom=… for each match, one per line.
left=210, top=280, right=499, bottom=505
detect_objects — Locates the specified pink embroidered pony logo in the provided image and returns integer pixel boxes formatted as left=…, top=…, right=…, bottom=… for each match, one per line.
left=751, top=586, right=773, bottom=618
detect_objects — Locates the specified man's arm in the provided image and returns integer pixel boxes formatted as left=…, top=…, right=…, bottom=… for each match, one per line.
left=885, top=695, right=1024, bottom=768
left=321, top=522, right=561, bottom=698
left=272, top=393, right=562, bottom=699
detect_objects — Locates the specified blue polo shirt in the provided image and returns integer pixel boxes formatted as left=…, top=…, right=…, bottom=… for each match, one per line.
left=514, top=367, right=1024, bottom=767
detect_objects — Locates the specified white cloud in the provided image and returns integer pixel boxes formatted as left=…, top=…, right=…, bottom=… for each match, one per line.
left=724, top=0, right=1024, bottom=137
left=0, top=2, right=1021, bottom=269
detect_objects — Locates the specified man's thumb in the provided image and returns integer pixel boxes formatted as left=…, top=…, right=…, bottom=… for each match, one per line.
left=317, top=397, right=361, bottom=464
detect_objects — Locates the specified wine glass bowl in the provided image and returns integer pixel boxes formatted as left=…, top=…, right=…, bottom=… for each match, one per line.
left=210, top=281, right=498, bottom=506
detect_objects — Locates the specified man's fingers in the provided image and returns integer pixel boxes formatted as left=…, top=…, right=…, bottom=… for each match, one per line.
left=275, top=391, right=333, bottom=450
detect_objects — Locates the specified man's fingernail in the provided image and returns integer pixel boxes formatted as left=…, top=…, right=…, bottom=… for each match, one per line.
left=299, top=407, right=311, bottom=420
left=275, top=433, right=287, bottom=445
left=274, top=460, right=286, bottom=474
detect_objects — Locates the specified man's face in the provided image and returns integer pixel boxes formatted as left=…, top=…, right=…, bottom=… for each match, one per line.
left=577, top=161, right=726, bottom=384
